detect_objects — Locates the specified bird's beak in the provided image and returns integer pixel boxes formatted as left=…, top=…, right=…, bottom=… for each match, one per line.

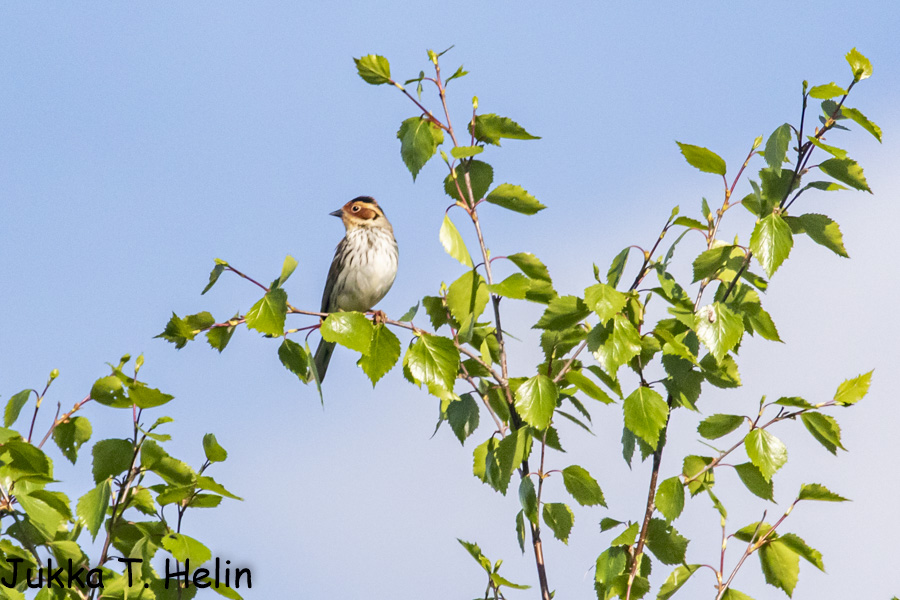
left=329, top=209, right=343, bottom=218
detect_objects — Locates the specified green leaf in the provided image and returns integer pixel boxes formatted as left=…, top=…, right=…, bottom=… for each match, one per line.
left=607, top=247, right=630, bottom=288
left=489, top=273, right=532, bottom=299
left=774, top=396, right=813, bottom=408
left=779, top=533, right=825, bottom=571
left=515, top=510, right=527, bottom=553
left=507, top=252, right=551, bottom=282
left=206, top=319, right=237, bottom=353
left=514, top=374, right=558, bottom=430
left=646, top=518, right=689, bottom=565
left=91, top=375, right=130, bottom=408
left=845, top=47, right=872, bottom=81
left=321, top=312, right=373, bottom=354
left=4, top=389, right=32, bottom=427
left=397, top=117, right=444, bottom=180
left=819, top=158, right=871, bottom=193
left=676, top=142, right=726, bottom=176
left=611, top=521, right=639, bottom=546
left=694, top=303, right=743, bottom=362
left=458, top=538, right=491, bottom=572
left=808, top=82, right=847, bottom=99
left=446, top=271, right=489, bottom=330
left=589, top=314, right=642, bottom=375
left=471, top=113, right=540, bottom=146
left=721, top=590, right=755, bottom=600
left=692, top=245, right=746, bottom=283
left=485, top=184, right=546, bottom=215
left=450, top=145, right=483, bottom=159
left=841, top=107, right=882, bottom=142
left=163, top=533, right=212, bottom=563
left=655, top=477, right=685, bottom=523
left=744, top=429, right=788, bottom=482
left=698, top=414, right=744, bottom=440
left=196, top=474, right=241, bottom=500
left=734, top=462, right=774, bottom=501
left=542, top=503, right=574, bottom=544
left=354, top=54, right=392, bottom=85
left=439, top=214, right=474, bottom=267
left=683, top=455, right=714, bottom=496
left=806, top=137, right=849, bottom=159
left=278, top=338, right=309, bottom=381
left=52, top=416, right=92, bottom=464
left=358, top=324, right=401, bottom=385
left=791, top=213, right=849, bottom=258
left=764, top=124, right=792, bottom=176
left=699, top=353, right=742, bottom=388
left=657, top=565, right=700, bottom=600
left=245, top=288, right=287, bottom=336
left=623, top=386, right=668, bottom=449
left=798, top=483, right=849, bottom=502
left=600, top=517, right=623, bottom=533
left=17, top=491, right=68, bottom=538
left=202, top=433, right=228, bottom=463
left=92, top=439, right=134, bottom=484
left=128, top=384, right=174, bottom=409
left=833, top=370, right=872, bottom=405
left=444, top=159, right=493, bottom=204
left=76, top=478, right=111, bottom=540
left=535, top=295, right=590, bottom=330
left=759, top=539, right=799, bottom=597
left=801, top=412, right=844, bottom=454
left=447, top=394, right=480, bottom=445
left=595, top=546, right=628, bottom=588
left=519, top=476, right=539, bottom=524
left=750, top=213, right=794, bottom=278
left=404, top=333, right=459, bottom=391
left=584, top=283, right=627, bottom=323
left=201, top=259, right=228, bottom=295
left=561, top=465, right=606, bottom=507
left=565, top=370, right=614, bottom=405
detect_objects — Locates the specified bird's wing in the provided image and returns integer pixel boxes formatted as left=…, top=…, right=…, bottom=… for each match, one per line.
left=321, top=237, right=348, bottom=313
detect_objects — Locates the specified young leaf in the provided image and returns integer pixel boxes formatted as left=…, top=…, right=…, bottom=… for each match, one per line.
left=439, top=214, right=474, bottom=267
left=734, top=462, right=774, bottom=501
left=721, top=590, right=755, bottom=600
left=584, top=283, right=627, bottom=323
left=801, top=412, right=845, bottom=454
left=808, top=82, right=847, bottom=99
left=92, top=439, right=134, bottom=484
left=841, top=107, right=882, bottom=142
left=565, top=370, right=614, bottom=405
left=245, top=288, right=288, bottom=336
left=519, top=476, right=539, bottom=524
left=819, top=158, right=871, bottom=193
left=607, top=247, right=630, bottom=288
left=202, top=433, right=228, bottom=463
left=404, top=333, right=460, bottom=391
left=764, top=124, right=792, bottom=176
left=750, top=213, right=794, bottom=277
left=508, top=252, right=552, bottom=282
left=694, top=303, right=743, bottom=362
left=274, top=255, right=298, bottom=288
left=779, top=533, right=825, bottom=571
left=845, top=47, right=872, bottom=81
left=320, top=312, right=374, bottom=354
left=446, top=271, right=489, bottom=327
left=450, top=145, right=482, bottom=159
left=353, top=54, right=392, bottom=85
left=358, top=324, right=401, bottom=385
left=542, top=503, right=574, bottom=544
left=623, top=386, right=668, bottom=449
left=798, top=483, right=849, bottom=502
left=127, top=385, right=174, bottom=410
left=698, top=414, right=744, bottom=440
left=744, top=429, right=788, bottom=482
left=485, top=183, right=546, bottom=215
left=759, top=539, right=799, bottom=597
left=471, top=113, right=540, bottom=146
left=489, top=273, right=532, bottom=299
left=163, top=533, right=212, bottom=564
left=833, top=370, right=872, bottom=405
left=534, top=295, right=590, bottom=330
left=676, top=142, right=727, bottom=176
left=206, top=320, right=237, bottom=353
left=588, top=314, right=642, bottom=375
left=397, top=117, right=444, bottom=180
left=201, top=259, right=229, bottom=295
left=514, top=374, right=558, bottom=430
left=4, top=390, right=33, bottom=428
left=655, top=477, right=685, bottom=523
left=683, top=455, right=715, bottom=496
left=561, top=465, right=606, bottom=507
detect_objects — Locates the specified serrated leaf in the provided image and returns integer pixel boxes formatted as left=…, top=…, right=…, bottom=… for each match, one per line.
left=698, top=414, right=744, bottom=440
left=397, top=117, right=444, bottom=180
left=759, top=539, right=799, bottom=597
left=699, top=353, right=742, bottom=389
left=721, top=590, right=755, bottom=600
left=163, top=533, right=212, bottom=563
left=90, top=375, right=130, bottom=408
left=519, top=476, right=538, bottom=524
left=841, top=107, right=882, bottom=142
left=819, top=158, right=871, bottom=193
left=779, top=533, right=825, bottom=571
left=798, top=483, right=849, bottom=502
left=446, top=270, right=489, bottom=330
left=489, top=273, right=532, bottom=299
left=471, top=113, right=540, bottom=146
left=321, top=312, right=373, bottom=354
left=542, top=503, right=574, bottom=544
left=750, top=213, right=794, bottom=278
left=764, top=124, right=792, bottom=176
left=623, top=386, right=668, bottom=449
left=206, top=319, right=237, bottom=353
left=515, top=510, right=527, bottom=553
left=676, top=142, right=726, bottom=176
left=4, top=389, right=32, bottom=427
left=17, top=491, right=68, bottom=539
left=584, top=283, right=627, bottom=323
left=439, top=214, right=474, bottom=267
left=807, top=137, right=849, bottom=159
left=354, top=54, right=392, bottom=85
left=76, top=478, right=111, bottom=540
left=801, top=412, right=844, bottom=454
left=646, top=518, right=689, bottom=565
left=658, top=564, right=700, bottom=600
left=565, top=370, right=614, bottom=405
left=683, top=455, right=714, bottom=496
left=485, top=183, right=546, bottom=215
left=358, top=324, right=401, bottom=385
left=458, top=538, right=491, bottom=572
left=278, top=338, right=309, bottom=381
left=404, top=333, right=459, bottom=391
left=508, top=252, right=551, bottom=282
left=589, top=314, right=642, bottom=375
left=447, top=393, right=480, bottom=445
left=201, top=259, right=228, bottom=295
left=561, top=465, right=606, bottom=507
left=444, top=159, right=493, bottom=204
left=245, top=288, right=287, bottom=336
left=692, top=245, right=746, bottom=283
left=744, top=429, right=787, bottom=482
left=735, top=462, right=774, bottom=501
left=607, top=247, right=630, bottom=288
left=694, top=303, right=743, bottom=362
left=534, top=295, right=590, bottom=330
left=774, top=396, right=813, bottom=408
left=845, top=47, right=872, bottom=81
left=655, top=477, right=685, bottom=523
left=808, top=82, right=847, bottom=99
left=833, top=370, right=872, bottom=405
left=514, top=374, right=558, bottom=430
left=128, top=384, right=174, bottom=409
left=53, top=416, right=92, bottom=464
left=450, top=145, right=483, bottom=159
left=791, top=213, right=849, bottom=258
left=92, top=439, right=134, bottom=484
left=202, top=433, right=228, bottom=463
left=196, top=474, right=241, bottom=500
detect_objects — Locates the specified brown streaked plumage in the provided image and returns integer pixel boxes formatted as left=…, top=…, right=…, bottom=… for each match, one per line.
left=314, top=196, right=398, bottom=380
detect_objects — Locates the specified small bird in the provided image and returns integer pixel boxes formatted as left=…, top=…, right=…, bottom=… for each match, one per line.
left=313, top=196, right=399, bottom=381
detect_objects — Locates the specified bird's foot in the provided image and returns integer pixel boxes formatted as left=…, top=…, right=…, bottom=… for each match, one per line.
left=372, top=310, right=387, bottom=325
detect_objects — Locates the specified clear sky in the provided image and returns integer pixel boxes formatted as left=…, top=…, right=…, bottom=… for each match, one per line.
left=2, top=2, right=898, bottom=599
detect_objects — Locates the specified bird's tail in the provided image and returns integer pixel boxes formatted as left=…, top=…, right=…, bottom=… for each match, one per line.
left=313, top=339, right=336, bottom=382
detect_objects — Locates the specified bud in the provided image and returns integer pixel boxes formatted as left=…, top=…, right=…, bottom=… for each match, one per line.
left=49, top=369, right=59, bottom=381
left=472, top=96, right=479, bottom=110
left=752, top=135, right=763, bottom=150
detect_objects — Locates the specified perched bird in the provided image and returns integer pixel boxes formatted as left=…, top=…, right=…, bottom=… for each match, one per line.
left=313, top=196, right=399, bottom=381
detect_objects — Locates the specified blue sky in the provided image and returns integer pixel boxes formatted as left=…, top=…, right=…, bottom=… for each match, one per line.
left=2, top=2, right=898, bottom=598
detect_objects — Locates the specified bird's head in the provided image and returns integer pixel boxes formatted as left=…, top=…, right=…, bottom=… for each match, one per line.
left=330, top=196, right=392, bottom=231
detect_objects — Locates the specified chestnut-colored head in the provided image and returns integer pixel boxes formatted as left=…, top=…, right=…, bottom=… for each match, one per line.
left=329, top=196, right=392, bottom=231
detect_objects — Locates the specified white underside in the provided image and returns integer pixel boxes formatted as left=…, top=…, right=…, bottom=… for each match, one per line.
left=330, top=228, right=398, bottom=312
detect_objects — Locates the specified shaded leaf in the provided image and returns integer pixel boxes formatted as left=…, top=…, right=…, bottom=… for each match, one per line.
left=278, top=338, right=309, bottom=381
left=397, top=117, right=444, bottom=180
left=534, top=295, right=590, bottom=330
left=444, top=159, right=493, bottom=204
left=735, top=462, right=774, bottom=501
left=698, top=414, right=744, bottom=440
left=646, top=518, right=689, bottom=565
left=542, top=503, right=574, bottom=544
left=447, top=393, right=480, bottom=445
left=801, top=412, right=844, bottom=454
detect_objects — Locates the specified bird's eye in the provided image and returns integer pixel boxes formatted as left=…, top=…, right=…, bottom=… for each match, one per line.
left=352, top=205, right=360, bottom=212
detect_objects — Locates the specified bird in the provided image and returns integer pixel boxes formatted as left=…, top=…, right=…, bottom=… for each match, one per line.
left=313, top=196, right=399, bottom=381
